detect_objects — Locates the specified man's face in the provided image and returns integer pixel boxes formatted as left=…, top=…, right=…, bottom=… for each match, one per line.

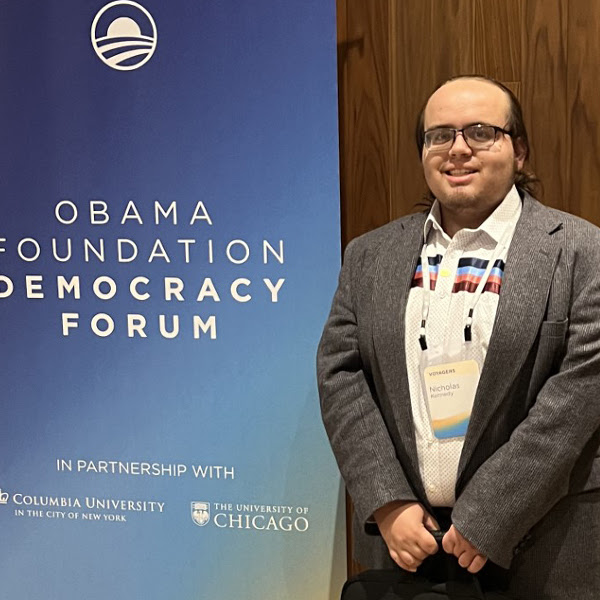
left=421, top=79, right=525, bottom=219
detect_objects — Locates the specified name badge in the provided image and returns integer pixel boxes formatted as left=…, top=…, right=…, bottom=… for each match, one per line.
left=423, top=359, right=480, bottom=439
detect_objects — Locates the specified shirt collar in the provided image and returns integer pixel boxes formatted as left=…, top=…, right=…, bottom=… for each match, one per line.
left=423, top=184, right=522, bottom=244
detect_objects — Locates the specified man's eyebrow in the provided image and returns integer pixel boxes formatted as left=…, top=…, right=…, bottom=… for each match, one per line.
left=425, top=123, right=455, bottom=130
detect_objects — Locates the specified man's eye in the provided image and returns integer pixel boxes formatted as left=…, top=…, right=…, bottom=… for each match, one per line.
left=468, top=126, right=493, bottom=142
left=430, top=129, right=452, bottom=144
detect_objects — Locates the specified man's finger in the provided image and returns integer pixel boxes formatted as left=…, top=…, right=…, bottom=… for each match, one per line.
left=397, top=550, right=419, bottom=572
left=423, top=512, right=440, bottom=532
left=389, top=548, right=416, bottom=573
left=406, top=543, right=429, bottom=561
left=442, top=530, right=456, bottom=554
left=416, top=529, right=439, bottom=555
left=467, top=555, right=488, bottom=574
left=458, top=550, right=475, bottom=568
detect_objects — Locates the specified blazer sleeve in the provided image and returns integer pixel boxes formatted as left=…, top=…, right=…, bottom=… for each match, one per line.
left=317, top=238, right=418, bottom=524
left=452, top=219, right=600, bottom=568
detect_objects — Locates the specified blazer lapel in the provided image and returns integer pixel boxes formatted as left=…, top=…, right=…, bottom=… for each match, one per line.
left=456, top=197, right=564, bottom=488
left=372, top=212, right=428, bottom=500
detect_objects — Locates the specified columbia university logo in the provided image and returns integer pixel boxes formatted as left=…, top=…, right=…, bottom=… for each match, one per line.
left=91, top=1, right=157, bottom=71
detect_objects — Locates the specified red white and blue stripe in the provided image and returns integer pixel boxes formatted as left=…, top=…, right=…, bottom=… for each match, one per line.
left=412, top=255, right=505, bottom=294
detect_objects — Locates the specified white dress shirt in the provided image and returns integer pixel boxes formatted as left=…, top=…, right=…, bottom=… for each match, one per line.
left=404, top=185, right=522, bottom=506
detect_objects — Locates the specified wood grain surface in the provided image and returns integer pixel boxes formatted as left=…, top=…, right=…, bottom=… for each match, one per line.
left=337, top=0, right=392, bottom=247
left=567, top=0, right=600, bottom=219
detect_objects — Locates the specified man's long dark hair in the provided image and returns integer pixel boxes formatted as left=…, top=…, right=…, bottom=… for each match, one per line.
left=415, top=74, right=541, bottom=201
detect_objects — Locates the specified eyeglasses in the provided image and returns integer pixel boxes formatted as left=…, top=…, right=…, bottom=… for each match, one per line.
left=423, top=123, right=512, bottom=151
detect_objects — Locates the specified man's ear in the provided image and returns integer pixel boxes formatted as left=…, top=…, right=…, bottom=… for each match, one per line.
left=513, top=137, right=527, bottom=171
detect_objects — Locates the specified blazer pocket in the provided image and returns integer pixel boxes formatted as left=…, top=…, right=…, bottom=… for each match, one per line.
left=528, top=319, right=569, bottom=395
left=539, top=317, right=569, bottom=339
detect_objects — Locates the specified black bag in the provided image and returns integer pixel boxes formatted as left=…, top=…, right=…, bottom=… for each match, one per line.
left=341, top=531, right=511, bottom=600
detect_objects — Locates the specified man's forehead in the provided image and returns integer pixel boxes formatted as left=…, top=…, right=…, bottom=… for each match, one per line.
left=423, top=78, right=510, bottom=128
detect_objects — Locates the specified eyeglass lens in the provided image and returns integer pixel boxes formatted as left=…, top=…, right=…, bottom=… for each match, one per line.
left=425, top=125, right=497, bottom=150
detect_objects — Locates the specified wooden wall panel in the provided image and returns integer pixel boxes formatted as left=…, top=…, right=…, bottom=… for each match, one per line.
left=337, top=0, right=392, bottom=247
left=389, top=1, right=433, bottom=220
left=428, top=1, right=476, bottom=73
left=521, top=0, right=568, bottom=211
left=472, top=0, right=521, bottom=80
left=567, top=0, right=600, bottom=224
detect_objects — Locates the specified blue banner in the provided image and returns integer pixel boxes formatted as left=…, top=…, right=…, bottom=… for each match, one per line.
left=0, top=1, right=344, bottom=598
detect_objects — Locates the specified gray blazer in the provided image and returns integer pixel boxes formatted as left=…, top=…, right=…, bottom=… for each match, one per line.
left=317, top=194, right=600, bottom=599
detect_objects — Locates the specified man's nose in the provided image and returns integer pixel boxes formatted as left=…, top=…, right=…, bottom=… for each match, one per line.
left=449, top=131, right=472, bottom=155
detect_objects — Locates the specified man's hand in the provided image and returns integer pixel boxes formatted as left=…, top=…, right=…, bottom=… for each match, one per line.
left=442, top=525, right=488, bottom=573
left=373, top=501, right=439, bottom=572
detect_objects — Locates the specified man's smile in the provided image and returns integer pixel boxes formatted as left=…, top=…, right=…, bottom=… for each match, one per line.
left=442, top=167, right=478, bottom=184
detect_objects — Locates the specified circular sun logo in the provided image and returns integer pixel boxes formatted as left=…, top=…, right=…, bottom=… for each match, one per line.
left=91, top=1, right=157, bottom=71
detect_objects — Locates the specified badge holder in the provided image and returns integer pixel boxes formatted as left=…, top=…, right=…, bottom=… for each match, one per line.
left=419, top=341, right=481, bottom=440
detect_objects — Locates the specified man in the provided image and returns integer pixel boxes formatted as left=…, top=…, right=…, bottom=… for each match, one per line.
left=317, top=75, right=600, bottom=599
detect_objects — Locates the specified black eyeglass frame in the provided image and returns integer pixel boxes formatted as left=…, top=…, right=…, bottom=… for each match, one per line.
left=423, top=123, right=513, bottom=151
